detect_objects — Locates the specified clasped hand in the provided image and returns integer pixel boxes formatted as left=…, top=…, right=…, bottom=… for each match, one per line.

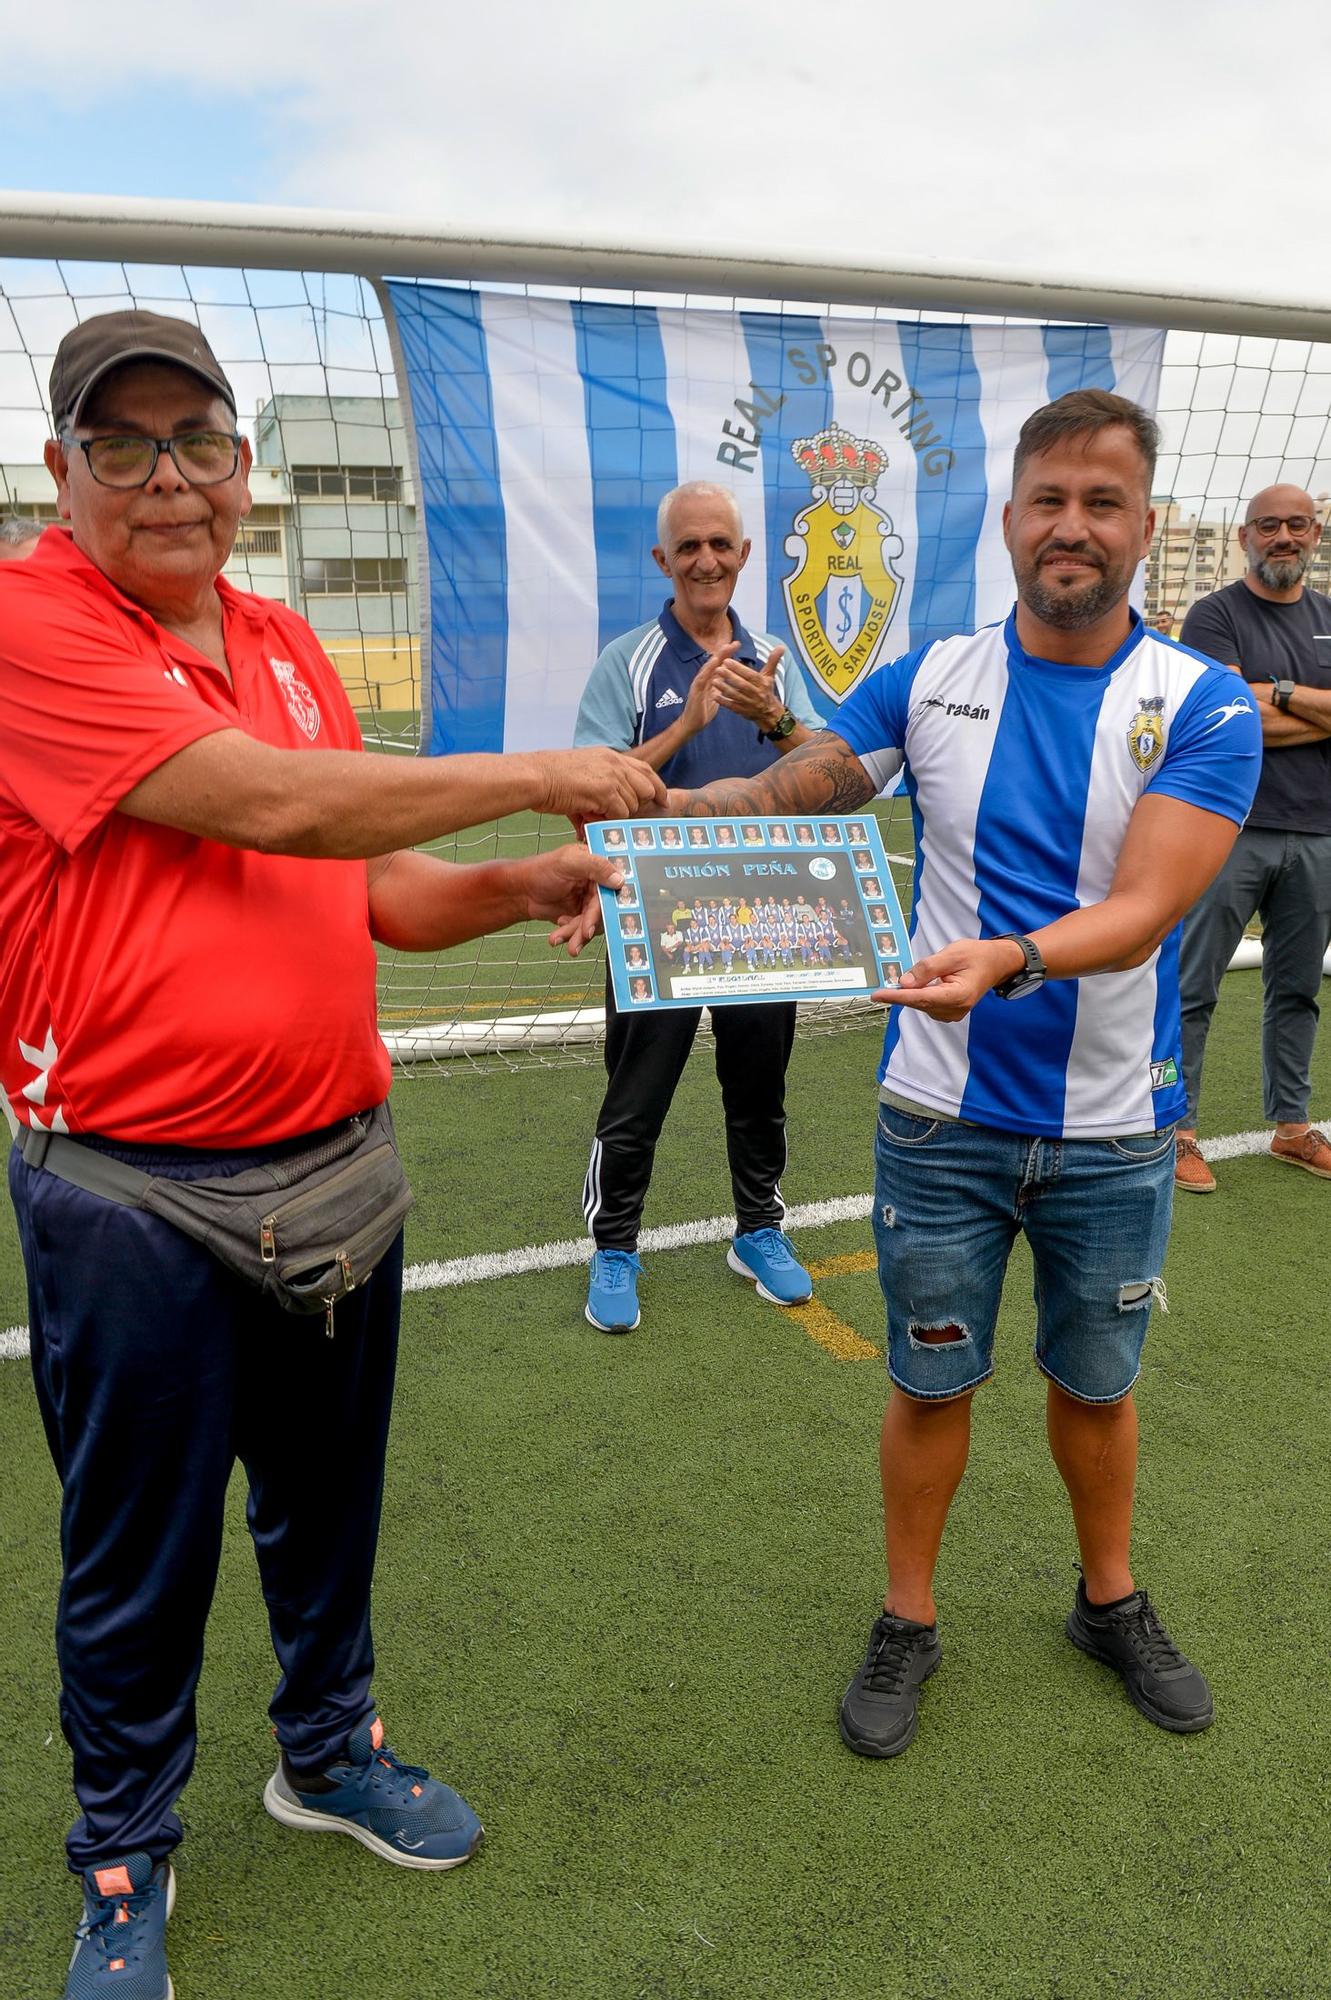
left=531, top=747, right=665, bottom=823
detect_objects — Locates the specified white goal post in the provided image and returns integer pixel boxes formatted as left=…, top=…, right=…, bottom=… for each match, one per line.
left=3, top=192, right=1328, bottom=1072
left=6, top=191, right=1331, bottom=338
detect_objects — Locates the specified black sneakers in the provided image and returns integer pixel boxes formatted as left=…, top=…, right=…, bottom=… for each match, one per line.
left=839, top=1611, right=942, bottom=1758
left=840, top=1583, right=1211, bottom=1758
left=1065, top=1577, right=1215, bottom=1733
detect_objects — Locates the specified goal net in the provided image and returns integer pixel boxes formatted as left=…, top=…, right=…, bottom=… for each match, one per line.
left=3, top=207, right=1328, bottom=1075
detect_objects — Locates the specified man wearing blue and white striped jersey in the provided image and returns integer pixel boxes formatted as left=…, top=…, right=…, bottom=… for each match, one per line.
left=576, top=482, right=824, bottom=1334
left=662, top=393, right=1263, bottom=1758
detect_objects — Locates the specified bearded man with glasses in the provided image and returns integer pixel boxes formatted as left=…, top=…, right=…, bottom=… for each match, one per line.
left=0, top=311, right=663, bottom=2000
left=1174, top=485, right=1331, bottom=1192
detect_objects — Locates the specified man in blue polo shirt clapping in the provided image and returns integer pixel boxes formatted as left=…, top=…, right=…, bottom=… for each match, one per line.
left=575, top=483, right=823, bottom=1334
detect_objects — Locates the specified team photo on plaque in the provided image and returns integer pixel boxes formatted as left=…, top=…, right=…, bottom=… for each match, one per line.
left=591, top=816, right=911, bottom=1012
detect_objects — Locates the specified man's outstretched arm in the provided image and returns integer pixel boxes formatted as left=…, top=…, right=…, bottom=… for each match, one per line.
left=666, top=732, right=878, bottom=819
left=884, top=793, right=1244, bottom=1023
left=367, top=843, right=623, bottom=957
left=119, top=730, right=664, bottom=857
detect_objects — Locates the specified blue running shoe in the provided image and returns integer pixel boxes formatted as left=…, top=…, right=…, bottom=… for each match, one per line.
left=263, top=1716, right=482, bottom=1870
left=585, top=1248, right=642, bottom=1333
left=64, top=1851, right=174, bottom=2000
left=727, top=1228, right=813, bottom=1305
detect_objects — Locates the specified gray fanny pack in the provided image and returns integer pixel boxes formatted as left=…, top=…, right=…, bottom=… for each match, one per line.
left=17, top=1099, right=413, bottom=1335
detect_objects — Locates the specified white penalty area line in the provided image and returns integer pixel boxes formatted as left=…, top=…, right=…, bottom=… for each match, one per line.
left=0, top=1195, right=869, bottom=1363
left=0, top=1118, right=1321, bottom=1364
left=401, top=1193, right=872, bottom=1293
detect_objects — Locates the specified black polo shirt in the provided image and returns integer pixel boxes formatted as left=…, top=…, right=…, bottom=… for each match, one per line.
left=1180, top=579, right=1331, bottom=833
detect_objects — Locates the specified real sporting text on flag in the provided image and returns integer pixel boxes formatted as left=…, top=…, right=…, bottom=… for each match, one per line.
left=383, top=284, right=1164, bottom=756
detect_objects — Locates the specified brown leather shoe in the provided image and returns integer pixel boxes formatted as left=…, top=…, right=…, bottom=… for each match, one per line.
left=1174, top=1135, right=1216, bottom=1194
left=1269, top=1127, right=1331, bottom=1179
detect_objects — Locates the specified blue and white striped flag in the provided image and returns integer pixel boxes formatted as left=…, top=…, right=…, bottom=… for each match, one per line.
left=385, top=283, right=1164, bottom=756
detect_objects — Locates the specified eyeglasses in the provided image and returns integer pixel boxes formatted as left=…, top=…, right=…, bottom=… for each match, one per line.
left=1246, top=513, right=1317, bottom=537
left=63, top=431, right=242, bottom=489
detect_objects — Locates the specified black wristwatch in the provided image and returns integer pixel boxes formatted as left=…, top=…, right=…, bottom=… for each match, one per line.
left=764, top=707, right=798, bottom=742
left=992, top=933, right=1047, bottom=1001
left=1271, top=678, right=1297, bottom=712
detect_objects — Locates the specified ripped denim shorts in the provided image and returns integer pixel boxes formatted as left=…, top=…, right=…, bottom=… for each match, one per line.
left=872, top=1100, right=1175, bottom=1405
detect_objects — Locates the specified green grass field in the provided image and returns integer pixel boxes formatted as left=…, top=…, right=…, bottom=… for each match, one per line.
left=374, top=808, right=610, bottom=1028
left=2, top=971, right=1328, bottom=1999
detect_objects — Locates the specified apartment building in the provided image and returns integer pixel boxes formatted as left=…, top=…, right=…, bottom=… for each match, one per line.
left=0, top=395, right=421, bottom=715
left=1147, top=495, right=1331, bottom=629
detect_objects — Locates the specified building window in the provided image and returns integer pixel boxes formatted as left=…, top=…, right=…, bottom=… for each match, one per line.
left=291, top=465, right=401, bottom=501
left=233, top=525, right=282, bottom=556
left=300, top=557, right=408, bottom=596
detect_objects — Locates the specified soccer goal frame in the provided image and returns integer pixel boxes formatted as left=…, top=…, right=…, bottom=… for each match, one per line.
left=4, top=192, right=1328, bottom=1069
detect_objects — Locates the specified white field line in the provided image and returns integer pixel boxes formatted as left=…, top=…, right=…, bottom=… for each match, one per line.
left=402, top=1194, right=872, bottom=1292
left=0, top=1119, right=1321, bottom=1363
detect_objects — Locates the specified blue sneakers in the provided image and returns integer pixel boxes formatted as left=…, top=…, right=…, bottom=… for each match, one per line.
left=727, top=1228, right=813, bottom=1305
left=64, top=1851, right=174, bottom=2000
left=585, top=1248, right=642, bottom=1332
left=263, top=1716, right=483, bottom=1869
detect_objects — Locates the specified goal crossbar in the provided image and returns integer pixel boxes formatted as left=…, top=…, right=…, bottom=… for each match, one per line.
left=3, top=189, right=1331, bottom=341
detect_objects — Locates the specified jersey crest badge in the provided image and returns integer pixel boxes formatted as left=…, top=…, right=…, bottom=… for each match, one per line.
left=782, top=424, right=904, bottom=706
left=1127, top=695, right=1165, bottom=772
left=269, top=657, right=322, bottom=742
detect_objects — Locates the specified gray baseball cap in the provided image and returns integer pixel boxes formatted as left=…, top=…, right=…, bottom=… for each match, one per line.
left=50, top=310, right=236, bottom=433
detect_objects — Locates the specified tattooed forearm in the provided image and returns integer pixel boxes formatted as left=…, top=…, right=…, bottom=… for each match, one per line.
left=667, top=735, right=877, bottom=819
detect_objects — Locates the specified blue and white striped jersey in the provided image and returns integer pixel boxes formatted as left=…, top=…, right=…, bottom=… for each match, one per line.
left=834, top=610, right=1263, bottom=1138
left=574, top=600, right=822, bottom=789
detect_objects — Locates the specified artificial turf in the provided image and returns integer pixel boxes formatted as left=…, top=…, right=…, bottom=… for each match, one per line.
left=1, top=971, right=1327, bottom=1999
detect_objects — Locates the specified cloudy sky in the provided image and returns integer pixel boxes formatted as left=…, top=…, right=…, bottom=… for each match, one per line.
left=0, top=0, right=1326, bottom=307
left=3, top=0, right=1330, bottom=508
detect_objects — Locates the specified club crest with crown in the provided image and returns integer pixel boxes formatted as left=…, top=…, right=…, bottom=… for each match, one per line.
left=1127, top=694, right=1166, bottom=772
left=781, top=423, right=905, bottom=704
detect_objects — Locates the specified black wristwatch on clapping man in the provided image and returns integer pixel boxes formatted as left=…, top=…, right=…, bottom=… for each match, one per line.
left=764, top=707, right=798, bottom=742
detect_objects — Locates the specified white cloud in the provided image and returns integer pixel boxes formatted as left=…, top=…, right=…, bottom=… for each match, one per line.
left=2, top=0, right=1327, bottom=303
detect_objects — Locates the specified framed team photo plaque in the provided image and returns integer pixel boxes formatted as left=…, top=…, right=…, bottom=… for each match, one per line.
left=591, top=816, right=912, bottom=1012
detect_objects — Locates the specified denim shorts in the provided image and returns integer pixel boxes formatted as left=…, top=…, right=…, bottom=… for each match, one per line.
left=872, top=1101, right=1176, bottom=1405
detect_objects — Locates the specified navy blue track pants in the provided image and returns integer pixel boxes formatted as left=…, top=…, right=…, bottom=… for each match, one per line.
left=9, top=1128, right=402, bottom=1873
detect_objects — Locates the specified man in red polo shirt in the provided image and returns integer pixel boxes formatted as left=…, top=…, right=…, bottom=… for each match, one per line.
left=0, top=311, right=661, bottom=2000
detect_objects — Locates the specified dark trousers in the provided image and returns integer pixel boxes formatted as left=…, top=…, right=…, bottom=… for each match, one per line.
left=583, top=988, right=797, bottom=1248
left=9, top=1131, right=402, bottom=1873
left=1179, top=826, right=1331, bottom=1126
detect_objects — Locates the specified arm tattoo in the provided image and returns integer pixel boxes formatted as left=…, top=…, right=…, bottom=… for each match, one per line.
left=672, top=735, right=877, bottom=818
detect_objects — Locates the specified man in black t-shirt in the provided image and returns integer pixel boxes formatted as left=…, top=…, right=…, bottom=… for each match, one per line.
left=1175, top=484, right=1331, bottom=1191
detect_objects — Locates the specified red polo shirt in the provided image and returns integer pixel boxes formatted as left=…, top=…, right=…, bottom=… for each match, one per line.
left=0, top=529, right=390, bottom=1145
